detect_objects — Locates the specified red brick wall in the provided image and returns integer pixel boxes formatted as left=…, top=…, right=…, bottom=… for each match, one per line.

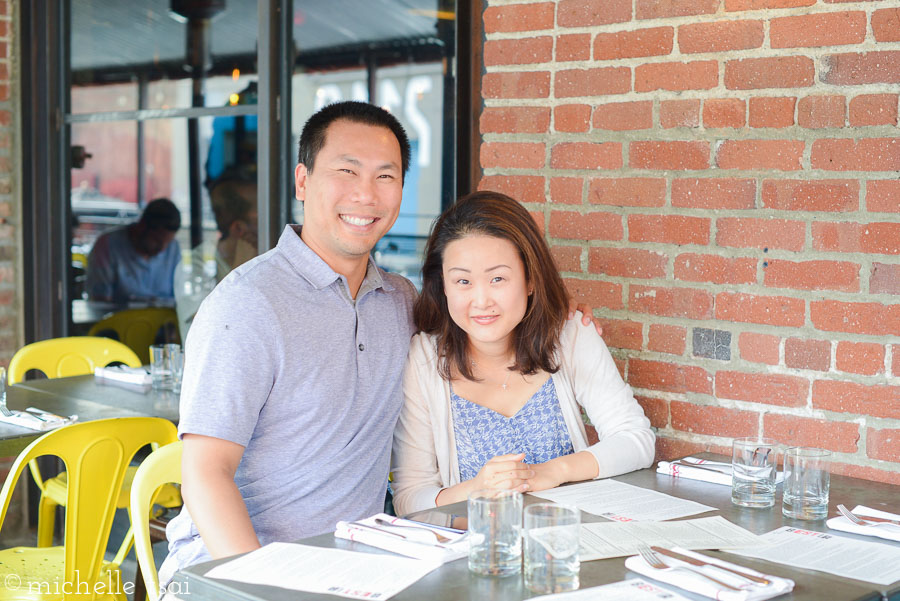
left=0, top=0, right=14, bottom=369
left=0, top=0, right=25, bottom=535
left=478, top=0, right=900, bottom=484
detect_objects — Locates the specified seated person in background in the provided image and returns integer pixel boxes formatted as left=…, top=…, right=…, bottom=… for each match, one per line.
left=173, top=170, right=259, bottom=336
left=209, top=171, right=258, bottom=280
left=86, top=197, right=182, bottom=303
left=391, top=191, right=655, bottom=516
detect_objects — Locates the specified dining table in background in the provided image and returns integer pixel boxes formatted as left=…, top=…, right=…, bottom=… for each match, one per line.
left=0, top=374, right=179, bottom=457
left=171, top=454, right=900, bottom=601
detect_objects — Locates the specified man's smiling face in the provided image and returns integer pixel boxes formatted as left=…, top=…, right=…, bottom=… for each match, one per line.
left=295, top=119, right=403, bottom=271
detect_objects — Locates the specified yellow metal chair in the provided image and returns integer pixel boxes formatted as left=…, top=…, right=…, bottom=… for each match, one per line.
left=129, top=441, right=182, bottom=601
left=88, top=308, right=180, bottom=365
left=0, top=417, right=178, bottom=601
left=7, top=338, right=181, bottom=555
left=8, top=337, right=142, bottom=384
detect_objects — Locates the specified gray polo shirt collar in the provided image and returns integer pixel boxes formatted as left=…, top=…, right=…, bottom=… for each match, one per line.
left=277, top=225, right=393, bottom=300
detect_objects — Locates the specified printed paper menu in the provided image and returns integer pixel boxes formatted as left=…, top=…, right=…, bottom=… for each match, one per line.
left=532, top=479, right=716, bottom=522
left=729, top=526, right=900, bottom=586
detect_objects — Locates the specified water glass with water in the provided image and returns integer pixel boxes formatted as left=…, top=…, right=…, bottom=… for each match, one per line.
left=731, top=437, right=778, bottom=508
left=467, top=489, right=522, bottom=577
left=783, top=446, right=831, bottom=520
left=149, top=344, right=173, bottom=390
left=524, top=503, right=580, bottom=594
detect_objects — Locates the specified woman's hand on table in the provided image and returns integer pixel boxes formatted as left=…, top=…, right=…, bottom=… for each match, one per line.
left=473, top=453, right=535, bottom=492
left=435, top=453, right=535, bottom=506
left=523, top=460, right=565, bottom=492
left=526, top=451, right=601, bottom=492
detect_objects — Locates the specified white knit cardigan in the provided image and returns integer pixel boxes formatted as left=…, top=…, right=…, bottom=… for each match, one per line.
left=391, top=317, right=656, bottom=516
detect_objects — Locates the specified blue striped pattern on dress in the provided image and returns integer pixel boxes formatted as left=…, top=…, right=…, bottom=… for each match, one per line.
left=452, top=377, right=575, bottom=481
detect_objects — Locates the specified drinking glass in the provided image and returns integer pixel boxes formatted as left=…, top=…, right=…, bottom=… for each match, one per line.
left=524, top=503, right=580, bottom=594
left=783, top=447, right=831, bottom=520
left=166, top=343, right=183, bottom=391
left=149, top=344, right=172, bottom=390
left=731, top=437, right=778, bottom=508
left=467, top=489, right=522, bottom=577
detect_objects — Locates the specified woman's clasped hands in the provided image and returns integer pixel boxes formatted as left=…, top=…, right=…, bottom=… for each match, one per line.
left=473, top=453, right=564, bottom=494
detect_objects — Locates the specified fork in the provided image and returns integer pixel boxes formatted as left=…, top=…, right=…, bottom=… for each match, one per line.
left=373, top=518, right=452, bottom=543
left=837, top=504, right=900, bottom=527
left=0, top=367, right=12, bottom=418
left=637, top=546, right=740, bottom=591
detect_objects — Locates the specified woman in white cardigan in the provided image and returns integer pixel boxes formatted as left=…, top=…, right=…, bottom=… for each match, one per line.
left=391, top=191, right=655, bottom=516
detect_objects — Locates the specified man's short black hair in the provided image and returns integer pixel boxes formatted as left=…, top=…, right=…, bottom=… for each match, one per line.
left=297, top=101, right=411, bottom=182
left=140, top=198, right=181, bottom=232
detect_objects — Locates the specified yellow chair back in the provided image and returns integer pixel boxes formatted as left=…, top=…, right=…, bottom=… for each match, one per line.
left=0, top=417, right=177, bottom=599
left=88, top=308, right=180, bottom=364
left=129, top=441, right=182, bottom=601
left=8, top=337, right=142, bottom=385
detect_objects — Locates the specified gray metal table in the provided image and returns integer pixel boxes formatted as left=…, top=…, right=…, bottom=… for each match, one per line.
left=1, top=375, right=180, bottom=457
left=173, top=457, right=900, bottom=601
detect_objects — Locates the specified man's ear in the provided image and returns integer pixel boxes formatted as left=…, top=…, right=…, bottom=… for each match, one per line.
left=294, top=163, right=309, bottom=201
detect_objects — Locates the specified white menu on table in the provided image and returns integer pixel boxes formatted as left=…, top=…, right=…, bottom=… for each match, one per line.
left=729, top=526, right=900, bottom=586
left=531, top=578, right=692, bottom=600
left=531, top=479, right=716, bottom=521
left=580, top=515, right=765, bottom=561
left=204, top=542, right=441, bottom=600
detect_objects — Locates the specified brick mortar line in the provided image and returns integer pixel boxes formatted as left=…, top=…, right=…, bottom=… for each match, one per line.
left=482, top=169, right=900, bottom=188
left=654, top=430, right=891, bottom=469
left=551, top=244, right=900, bottom=271
left=575, top=277, right=900, bottom=309
left=485, top=29, right=892, bottom=49
left=485, top=4, right=890, bottom=35
left=658, top=398, right=900, bottom=431
left=614, top=330, right=900, bottom=367
left=482, top=40, right=900, bottom=65
left=517, top=195, right=900, bottom=222
left=482, top=91, right=900, bottom=110
left=480, top=119, right=900, bottom=139
left=558, top=304, right=900, bottom=347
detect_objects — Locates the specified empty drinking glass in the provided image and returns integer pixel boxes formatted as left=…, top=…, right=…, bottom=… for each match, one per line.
left=524, top=503, right=580, bottom=594
left=467, top=489, right=522, bottom=577
left=783, top=447, right=831, bottom=520
left=166, top=343, right=184, bottom=391
left=149, top=344, right=172, bottom=390
left=732, top=437, right=778, bottom=508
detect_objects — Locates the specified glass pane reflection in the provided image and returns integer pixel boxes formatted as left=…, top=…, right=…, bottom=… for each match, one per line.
left=70, top=115, right=258, bottom=336
left=290, top=0, right=455, bottom=289
left=70, top=0, right=258, bottom=112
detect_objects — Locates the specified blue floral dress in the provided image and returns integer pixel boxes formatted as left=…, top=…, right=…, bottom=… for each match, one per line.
left=451, top=377, right=575, bottom=481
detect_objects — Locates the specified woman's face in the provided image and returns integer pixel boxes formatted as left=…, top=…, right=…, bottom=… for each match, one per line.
left=442, top=234, right=530, bottom=352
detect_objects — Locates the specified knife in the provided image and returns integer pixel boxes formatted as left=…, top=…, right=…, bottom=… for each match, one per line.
left=850, top=514, right=900, bottom=526
left=25, top=407, right=67, bottom=421
left=650, top=546, right=771, bottom=585
left=669, top=462, right=732, bottom=476
left=346, top=521, right=450, bottom=549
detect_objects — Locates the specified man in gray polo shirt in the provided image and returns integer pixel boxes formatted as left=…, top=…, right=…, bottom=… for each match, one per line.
left=159, top=102, right=416, bottom=584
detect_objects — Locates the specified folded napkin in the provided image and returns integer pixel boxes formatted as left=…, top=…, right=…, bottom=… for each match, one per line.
left=657, top=457, right=784, bottom=487
left=827, top=505, right=900, bottom=543
left=335, top=513, right=468, bottom=564
left=0, top=408, right=77, bottom=432
left=625, top=547, right=794, bottom=601
left=94, top=365, right=152, bottom=388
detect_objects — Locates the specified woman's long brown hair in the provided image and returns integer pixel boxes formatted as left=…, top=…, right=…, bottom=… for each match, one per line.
left=414, top=191, right=570, bottom=381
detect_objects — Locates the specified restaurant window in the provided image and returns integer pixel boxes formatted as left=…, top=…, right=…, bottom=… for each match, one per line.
left=290, top=1, right=457, bottom=288
left=23, top=0, right=465, bottom=341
